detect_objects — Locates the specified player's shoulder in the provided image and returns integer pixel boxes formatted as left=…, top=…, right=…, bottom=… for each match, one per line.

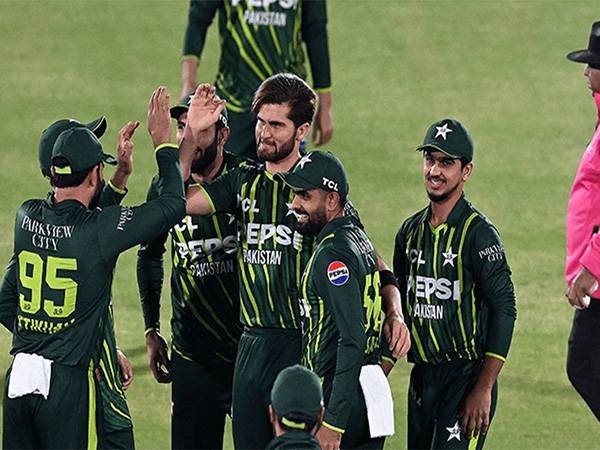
left=397, top=206, right=428, bottom=239
left=223, top=151, right=256, bottom=172
left=461, top=198, right=503, bottom=245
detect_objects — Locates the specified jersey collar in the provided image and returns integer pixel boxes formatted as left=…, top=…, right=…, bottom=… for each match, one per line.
left=424, top=193, right=469, bottom=228
left=316, top=215, right=352, bottom=243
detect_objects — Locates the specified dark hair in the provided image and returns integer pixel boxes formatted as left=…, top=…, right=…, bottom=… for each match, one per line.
left=277, top=412, right=319, bottom=434
left=252, top=73, right=317, bottom=127
left=51, top=157, right=96, bottom=188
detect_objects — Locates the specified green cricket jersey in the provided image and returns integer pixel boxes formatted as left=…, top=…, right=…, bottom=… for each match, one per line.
left=183, top=0, right=331, bottom=112
left=393, top=194, right=517, bottom=366
left=300, top=216, right=382, bottom=433
left=137, top=152, right=247, bottom=364
left=201, top=163, right=314, bottom=329
left=2, top=145, right=185, bottom=367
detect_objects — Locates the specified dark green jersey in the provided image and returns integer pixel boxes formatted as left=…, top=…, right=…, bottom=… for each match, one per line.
left=137, top=152, right=247, bottom=364
left=300, top=216, right=382, bottom=433
left=183, top=0, right=331, bottom=111
left=94, top=306, right=132, bottom=431
left=202, top=163, right=314, bottom=329
left=4, top=145, right=185, bottom=367
left=393, top=195, right=517, bottom=366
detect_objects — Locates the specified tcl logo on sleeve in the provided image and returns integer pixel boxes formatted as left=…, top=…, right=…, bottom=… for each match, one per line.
left=327, top=261, right=349, bottom=286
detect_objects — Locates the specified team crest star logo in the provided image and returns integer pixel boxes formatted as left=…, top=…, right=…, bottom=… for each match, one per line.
left=446, top=421, right=461, bottom=442
left=442, top=248, right=458, bottom=267
left=296, top=154, right=312, bottom=169
left=435, top=123, right=453, bottom=140
left=286, top=202, right=299, bottom=218
left=226, top=213, right=236, bottom=224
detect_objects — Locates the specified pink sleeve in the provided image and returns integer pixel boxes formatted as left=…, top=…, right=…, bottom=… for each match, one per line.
left=581, top=232, right=600, bottom=281
left=595, top=92, right=600, bottom=123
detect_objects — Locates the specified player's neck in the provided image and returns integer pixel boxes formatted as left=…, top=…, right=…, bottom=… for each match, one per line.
left=53, top=187, right=92, bottom=208
left=266, top=148, right=301, bottom=174
left=429, top=189, right=463, bottom=227
left=191, top=148, right=224, bottom=183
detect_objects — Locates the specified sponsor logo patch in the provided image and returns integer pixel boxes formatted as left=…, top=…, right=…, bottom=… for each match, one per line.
left=327, top=261, right=349, bottom=286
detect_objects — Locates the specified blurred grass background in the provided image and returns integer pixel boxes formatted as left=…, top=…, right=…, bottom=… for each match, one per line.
left=1, top=0, right=599, bottom=448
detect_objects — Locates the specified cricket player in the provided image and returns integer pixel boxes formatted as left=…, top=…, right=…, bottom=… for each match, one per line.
left=0, top=116, right=138, bottom=449
left=137, top=94, right=247, bottom=449
left=181, top=75, right=408, bottom=449
left=393, top=119, right=517, bottom=449
left=181, top=0, right=333, bottom=159
left=267, top=365, right=324, bottom=450
left=0, top=86, right=185, bottom=449
left=279, top=151, right=393, bottom=450
left=565, top=20, right=600, bottom=420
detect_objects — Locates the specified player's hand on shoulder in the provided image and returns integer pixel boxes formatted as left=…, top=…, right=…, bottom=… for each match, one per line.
left=145, top=330, right=172, bottom=383
left=147, top=86, right=172, bottom=148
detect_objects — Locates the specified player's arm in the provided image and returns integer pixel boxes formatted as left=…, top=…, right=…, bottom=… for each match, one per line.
left=0, top=254, right=18, bottom=332
left=378, top=254, right=410, bottom=361
left=568, top=231, right=600, bottom=307
left=460, top=223, right=516, bottom=438
left=302, top=0, right=333, bottom=146
left=105, top=121, right=139, bottom=194
left=136, top=176, right=172, bottom=383
left=313, top=249, right=365, bottom=448
left=181, top=0, right=220, bottom=100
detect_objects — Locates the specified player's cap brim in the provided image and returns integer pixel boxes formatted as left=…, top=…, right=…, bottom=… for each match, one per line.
left=566, top=50, right=600, bottom=65
left=416, top=144, right=461, bottom=159
left=102, top=153, right=118, bottom=166
left=170, top=105, right=188, bottom=120
left=86, top=116, right=107, bottom=138
left=276, top=172, right=319, bottom=191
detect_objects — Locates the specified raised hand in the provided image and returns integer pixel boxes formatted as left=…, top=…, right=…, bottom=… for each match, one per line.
left=186, top=83, right=225, bottom=133
left=147, top=86, right=172, bottom=148
left=116, top=121, right=139, bottom=176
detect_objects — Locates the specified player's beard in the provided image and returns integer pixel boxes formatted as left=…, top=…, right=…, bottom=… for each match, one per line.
left=89, top=171, right=105, bottom=209
left=257, top=132, right=295, bottom=162
left=294, top=206, right=328, bottom=235
left=426, top=176, right=461, bottom=203
left=191, top=131, right=219, bottom=173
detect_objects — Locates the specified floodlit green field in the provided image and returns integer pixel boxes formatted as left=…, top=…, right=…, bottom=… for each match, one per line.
left=1, top=0, right=599, bottom=448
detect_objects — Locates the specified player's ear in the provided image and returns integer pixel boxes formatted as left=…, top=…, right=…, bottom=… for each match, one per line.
left=295, top=122, right=310, bottom=142
left=218, top=126, right=230, bottom=147
left=326, top=191, right=341, bottom=212
left=461, top=162, right=473, bottom=182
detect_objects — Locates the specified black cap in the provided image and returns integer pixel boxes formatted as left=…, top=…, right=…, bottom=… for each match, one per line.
left=567, top=21, right=600, bottom=67
left=39, top=117, right=107, bottom=177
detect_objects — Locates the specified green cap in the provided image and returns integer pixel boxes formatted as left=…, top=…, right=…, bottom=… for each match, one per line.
left=277, top=151, right=349, bottom=200
left=51, top=127, right=117, bottom=175
left=39, top=117, right=107, bottom=177
left=171, top=92, right=228, bottom=128
left=271, top=365, right=323, bottom=426
left=416, top=118, right=474, bottom=162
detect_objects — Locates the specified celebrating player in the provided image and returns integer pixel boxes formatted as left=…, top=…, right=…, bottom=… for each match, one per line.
left=393, top=119, right=517, bottom=449
left=0, top=86, right=185, bottom=449
left=181, top=0, right=333, bottom=159
left=181, top=75, right=408, bottom=449
left=137, top=93, right=248, bottom=449
left=279, top=151, right=396, bottom=450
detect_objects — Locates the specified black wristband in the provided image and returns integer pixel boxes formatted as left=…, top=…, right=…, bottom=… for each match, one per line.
left=380, top=269, right=399, bottom=289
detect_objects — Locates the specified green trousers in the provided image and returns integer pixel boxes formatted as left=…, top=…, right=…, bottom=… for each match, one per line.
left=3, top=363, right=99, bottom=450
left=407, top=360, right=498, bottom=450
left=232, top=327, right=302, bottom=450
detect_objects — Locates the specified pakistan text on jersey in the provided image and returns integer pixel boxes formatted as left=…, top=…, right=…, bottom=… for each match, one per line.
left=17, top=314, right=75, bottom=334
left=242, top=249, right=283, bottom=265
left=407, top=275, right=460, bottom=301
left=189, top=260, right=235, bottom=278
left=413, top=303, right=444, bottom=320
left=244, top=10, right=287, bottom=27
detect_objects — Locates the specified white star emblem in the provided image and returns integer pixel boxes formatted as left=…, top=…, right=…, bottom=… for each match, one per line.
left=435, top=123, right=453, bottom=140
left=442, top=248, right=458, bottom=267
left=286, top=202, right=296, bottom=216
left=296, top=154, right=312, bottom=169
left=446, top=421, right=461, bottom=442
left=226, top=213, right=236, bottom=224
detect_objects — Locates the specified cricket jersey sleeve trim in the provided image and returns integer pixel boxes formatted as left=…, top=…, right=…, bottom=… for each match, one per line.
left=144, top=327, right=159, bottom=336
left=321, top=421, right=345, bottom=434
left=154, top=143, right=178, bottom=153
left=315, top=86, right=332, bottom=94
left=107, top=180, right=127, bottom=195
left=182, top=54, right=200, bottom=62
left=484, top=352, right=506, bottom=362
left=381, top=356, right=396, bottom=366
